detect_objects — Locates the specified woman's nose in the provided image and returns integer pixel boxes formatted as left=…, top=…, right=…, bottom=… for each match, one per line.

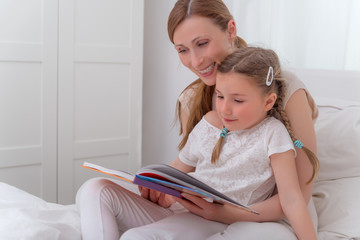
left=191, top=51, right=203, bottom=68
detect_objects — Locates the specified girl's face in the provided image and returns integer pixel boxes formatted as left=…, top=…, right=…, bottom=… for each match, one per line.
left=215, top=72, right=274, bottom=131
left=173, top=16, right=236, bottom=86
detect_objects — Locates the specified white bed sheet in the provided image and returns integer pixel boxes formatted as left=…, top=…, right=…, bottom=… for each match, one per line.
left=0, top=182, right=81, bottom=240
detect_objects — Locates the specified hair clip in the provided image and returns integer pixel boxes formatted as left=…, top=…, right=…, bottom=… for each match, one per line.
left=294, top=140, right=303, bottom=149
left=220, top=127, right=229, bottom=138
left=266, top=66, right=274, bottom=86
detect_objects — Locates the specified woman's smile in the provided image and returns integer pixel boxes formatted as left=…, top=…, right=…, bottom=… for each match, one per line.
left=198, top=62, right=216, bottom=77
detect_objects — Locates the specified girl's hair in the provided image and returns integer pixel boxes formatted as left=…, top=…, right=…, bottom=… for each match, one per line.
left=211, top=47, right=319, bottom=184
left=168, top=0, right=247, bottom=150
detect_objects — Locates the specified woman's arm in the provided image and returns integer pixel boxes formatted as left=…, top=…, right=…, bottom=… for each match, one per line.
left=285, top=89, right=317, bottom=202
left=270, top=150, right=317, bottom=240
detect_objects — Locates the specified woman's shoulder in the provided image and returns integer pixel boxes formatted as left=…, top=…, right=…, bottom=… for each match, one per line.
left=283, top=70, right=306, bottom=90
left=282, top=69, right=318, bottom=120
left=178, top=80, right=201, bottom=114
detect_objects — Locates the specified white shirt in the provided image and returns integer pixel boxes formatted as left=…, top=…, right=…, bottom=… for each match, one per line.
left=179, top=116, right=295, bottom=205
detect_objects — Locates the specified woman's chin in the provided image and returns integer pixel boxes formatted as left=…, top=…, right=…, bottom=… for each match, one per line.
left=200, top=76, right=216, bottom=86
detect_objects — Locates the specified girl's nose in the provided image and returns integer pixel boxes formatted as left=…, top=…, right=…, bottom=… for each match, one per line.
left=221, top=100, right=232, bottom=115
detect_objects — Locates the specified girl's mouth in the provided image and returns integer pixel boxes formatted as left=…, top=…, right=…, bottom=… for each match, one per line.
left=223, top=118, right=235, bottom=123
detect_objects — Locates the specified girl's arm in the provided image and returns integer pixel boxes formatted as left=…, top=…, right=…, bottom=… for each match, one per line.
left=270, top=150, right=317, bottom=240
left=243, top=89, right=316, bottom=220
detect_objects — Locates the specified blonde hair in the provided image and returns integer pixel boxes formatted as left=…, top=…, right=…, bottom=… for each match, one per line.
left=168, top=0, right=247, bottom=150
left=211, top=47, right=319, bottom=183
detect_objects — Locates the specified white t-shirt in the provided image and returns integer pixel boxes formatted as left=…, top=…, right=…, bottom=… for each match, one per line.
left=179, top=116, right=295, bottom=205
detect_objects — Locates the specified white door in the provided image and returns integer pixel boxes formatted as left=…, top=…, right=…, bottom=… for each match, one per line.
left=0, top=0, right=143, bottom=204
left=0, top=0, right=58, bottom=202
left=58, top=0, right=144, bottom=204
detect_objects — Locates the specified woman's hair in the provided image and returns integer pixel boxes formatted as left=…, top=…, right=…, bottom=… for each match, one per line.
left=168, top=0, right=247, bottom=150
left=211, top=47, right=319, bottom=183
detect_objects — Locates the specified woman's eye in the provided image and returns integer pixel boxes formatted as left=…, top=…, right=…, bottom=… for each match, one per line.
left=178, top=49, right=186, bottom=54
left=235, top=99, right=244, bottom=103
left=217, top=95, right=224, bottom=99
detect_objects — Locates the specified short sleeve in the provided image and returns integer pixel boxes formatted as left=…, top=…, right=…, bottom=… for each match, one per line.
left=178, top=87, right=196, bottom=116
left=266, top=118, right=295, bottom=158
left=178, top=121, right=201, bottom=167
left=283, top=70, right=319, bottom=121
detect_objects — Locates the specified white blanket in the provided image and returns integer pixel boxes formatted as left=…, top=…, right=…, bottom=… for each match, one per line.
left=0, top=182, right=81, bottom=240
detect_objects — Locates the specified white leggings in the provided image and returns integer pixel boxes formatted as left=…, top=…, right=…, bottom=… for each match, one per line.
left=76, top=177, right=317, bottom=240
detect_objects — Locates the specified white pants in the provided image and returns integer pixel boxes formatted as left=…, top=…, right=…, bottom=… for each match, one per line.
left=76, top=177, right=318, bottom=240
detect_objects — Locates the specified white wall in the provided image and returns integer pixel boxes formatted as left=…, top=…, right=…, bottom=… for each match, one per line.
left=141, top=0, right=360, bottom=167
left=142, top=0, right=196, bottom=166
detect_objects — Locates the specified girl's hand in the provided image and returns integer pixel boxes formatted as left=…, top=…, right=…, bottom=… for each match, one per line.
left=138, top=186, right=175, bottom=208
left=175, top=193, right=236, bottom=224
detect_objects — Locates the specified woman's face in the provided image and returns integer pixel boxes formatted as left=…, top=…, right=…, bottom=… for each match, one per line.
left=173, top=16, right=236, bottom=86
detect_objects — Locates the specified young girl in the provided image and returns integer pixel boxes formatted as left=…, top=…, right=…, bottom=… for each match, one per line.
left=174, top=47, right=319, bottom=240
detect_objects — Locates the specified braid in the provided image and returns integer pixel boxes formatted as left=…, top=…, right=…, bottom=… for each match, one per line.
left=271, top=80, right=319, bottom=184
left=211, top=137, right=225, bottom=164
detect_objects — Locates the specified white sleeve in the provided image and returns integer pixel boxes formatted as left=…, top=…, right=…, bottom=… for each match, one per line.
left=178, top=87, right=196, bottom=116
left=266, top=119, right=295, bottom=158
left=178, top=121, right=202, bottom=167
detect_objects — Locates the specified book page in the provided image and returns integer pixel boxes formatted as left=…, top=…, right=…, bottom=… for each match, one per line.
left=82, top=162, right=134, bottom=183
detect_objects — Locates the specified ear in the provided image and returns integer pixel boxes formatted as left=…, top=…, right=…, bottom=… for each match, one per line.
left=264, top=93, right=277, bottom=111
left=227, top=19, right=237, bottom=42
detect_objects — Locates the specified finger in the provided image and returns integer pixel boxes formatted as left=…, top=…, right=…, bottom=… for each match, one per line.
left=140, top=187, right=149, bottom=199
left=176, top=195, right=204, bottom=216
left=158, top=193, right=174, bottom=208
left=149, top=189, right=160, bottom=203
left=181, top=193, right=210, bottom=208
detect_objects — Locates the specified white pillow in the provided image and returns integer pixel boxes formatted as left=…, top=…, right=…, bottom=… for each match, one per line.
left=312, top=97, right=360, bottom=239
left=314, top=97, right=360, bottom=181
left=313, top=178, right=360, bottom=240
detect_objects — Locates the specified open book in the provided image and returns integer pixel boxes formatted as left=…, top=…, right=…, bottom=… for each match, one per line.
left=82, top=162, right=259, bottom=215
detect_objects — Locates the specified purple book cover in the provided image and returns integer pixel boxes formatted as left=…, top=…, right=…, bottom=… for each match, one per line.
left=133, top=175, right=182, bottom=198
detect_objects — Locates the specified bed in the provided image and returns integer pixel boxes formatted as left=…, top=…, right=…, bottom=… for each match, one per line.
left=1, top=69, right=360, bottom=240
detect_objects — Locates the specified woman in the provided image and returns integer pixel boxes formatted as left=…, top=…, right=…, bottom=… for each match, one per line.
left=140, top=0, right=318, bottom=238
left=76, top=0, right=318, bottom=239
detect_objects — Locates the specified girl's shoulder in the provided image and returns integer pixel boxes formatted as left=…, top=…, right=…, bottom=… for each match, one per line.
left=204, top=110, right=223, bottom=129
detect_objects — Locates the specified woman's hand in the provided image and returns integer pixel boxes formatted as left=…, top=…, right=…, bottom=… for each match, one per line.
left=175, top=193, right=238, bottom=224
left=138, top=186, right=175, bottom=208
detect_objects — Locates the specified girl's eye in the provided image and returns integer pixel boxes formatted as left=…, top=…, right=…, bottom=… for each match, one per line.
left=198, top=41, right=208, bottom=47
left=235, top=99, right=244, bottom=103
left=217, top=95, right=224, bottom=99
